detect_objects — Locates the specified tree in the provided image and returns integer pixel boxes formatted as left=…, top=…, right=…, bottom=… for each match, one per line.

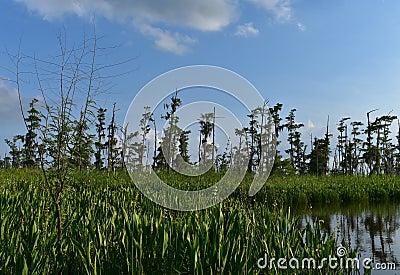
left=5, top=135, right=24, bottom=168
left=348, top=121, right=364, bottom=175
left=308, top=117, right=332, bottom=176
left=36, top=30, right=106, bottom=243
left=175, top=130, right=191, bottom=168
left=154, top=145, right=167, bottom=170
left=246, top=110, right=259, bottom=172
left=149, top=113, right=157, bottom=169
left=23, top=98, right=41, bottom=168
left=373, top=114, right=397, bottom=174
left=216, top=139, right=231, bottom=172
left=336, top=117, right=351, bottom=174
left=124, top=106, right=153, bottom=171
left=254, top=101, right=274, bottom=173
left=361, top=112, right=397, bottom=175
left=106, top=103, right=120, bottom=173
left=233, top=128, right=247, bottom=172
left=138, top=106, right=152, bottom=169
left=363, top=109, right=378, bottom=175
left=268, top=103, right=290, bottom=175
left=283, top=109, right=305, bottom=173
left=308, top=137, right=330, bottom=176
left=160, top=90, right=182, bottom=171
left=70, top=115, right=94, bottom=170
left=199, top=112, right=214, bottom=165
left=269, top=103, right=284, bottom=147
left=5, top=28, right=131, bottom=253
left=94, top=108, right=107, bottom=170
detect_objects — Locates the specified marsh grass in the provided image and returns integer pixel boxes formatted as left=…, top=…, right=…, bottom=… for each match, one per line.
left=253, top=175, right=400, bottom=209
left=1, top=170, right=391, bottom=274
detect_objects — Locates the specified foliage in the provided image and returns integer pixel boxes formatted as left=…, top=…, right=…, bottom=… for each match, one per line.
left=0, top=170, right=364, bottom=274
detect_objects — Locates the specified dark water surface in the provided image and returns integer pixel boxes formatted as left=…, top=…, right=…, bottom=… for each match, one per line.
left=296, top=201, right=400, bottom=274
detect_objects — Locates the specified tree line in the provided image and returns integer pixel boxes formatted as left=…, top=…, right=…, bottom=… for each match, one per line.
left=2, top=90, right=400, bottom=177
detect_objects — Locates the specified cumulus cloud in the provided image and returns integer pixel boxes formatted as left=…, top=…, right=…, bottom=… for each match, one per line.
left=235, top=22, right=259, bottom=37
left=247, top=0, right=292, bottom=22
left=14, top=0, right=237, bottom=54
left=14, top=0, right=299, bottom=53
left=14, top=0, right=237, bottom=31
left=137, top=23, right=197, bottom=55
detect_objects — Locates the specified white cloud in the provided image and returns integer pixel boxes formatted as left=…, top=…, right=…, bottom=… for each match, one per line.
left=14, top=0, right=236, bottom=54
left=137, top=23, right=196, bottom=55
left=14, top=0, right=237, bottom=31
left=297, top=22, right=306, bottom=32
left=235, top=22, right=259, bottom=37
left=14, top=0, right=296, bottom=29
left=247, top=0, right=293, bottom=22
left=14, top=0, right=301, bottom=53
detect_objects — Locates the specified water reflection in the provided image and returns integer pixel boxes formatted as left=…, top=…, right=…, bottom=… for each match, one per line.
left=296, top=201, right=400, bottom=271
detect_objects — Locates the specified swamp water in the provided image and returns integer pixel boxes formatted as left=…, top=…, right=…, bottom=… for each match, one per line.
left=297, top=201, right=400, bottom=274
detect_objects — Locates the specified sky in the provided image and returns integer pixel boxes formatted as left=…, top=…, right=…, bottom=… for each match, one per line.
left=1, top=0, right=400, bottom=159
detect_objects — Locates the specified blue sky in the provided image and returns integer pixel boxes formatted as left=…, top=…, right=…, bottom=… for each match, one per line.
left=1, top=0, right=400, bottom=158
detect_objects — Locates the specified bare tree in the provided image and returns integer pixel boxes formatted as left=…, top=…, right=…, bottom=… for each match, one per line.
left=5, top=27, right=131, bottom=257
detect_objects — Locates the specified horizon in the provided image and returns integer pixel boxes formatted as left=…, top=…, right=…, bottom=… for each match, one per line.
left=1, top=0, right=400, bottom=158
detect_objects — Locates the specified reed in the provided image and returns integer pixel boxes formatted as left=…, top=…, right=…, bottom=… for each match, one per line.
left=0, top=170, right=381, bottom=274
